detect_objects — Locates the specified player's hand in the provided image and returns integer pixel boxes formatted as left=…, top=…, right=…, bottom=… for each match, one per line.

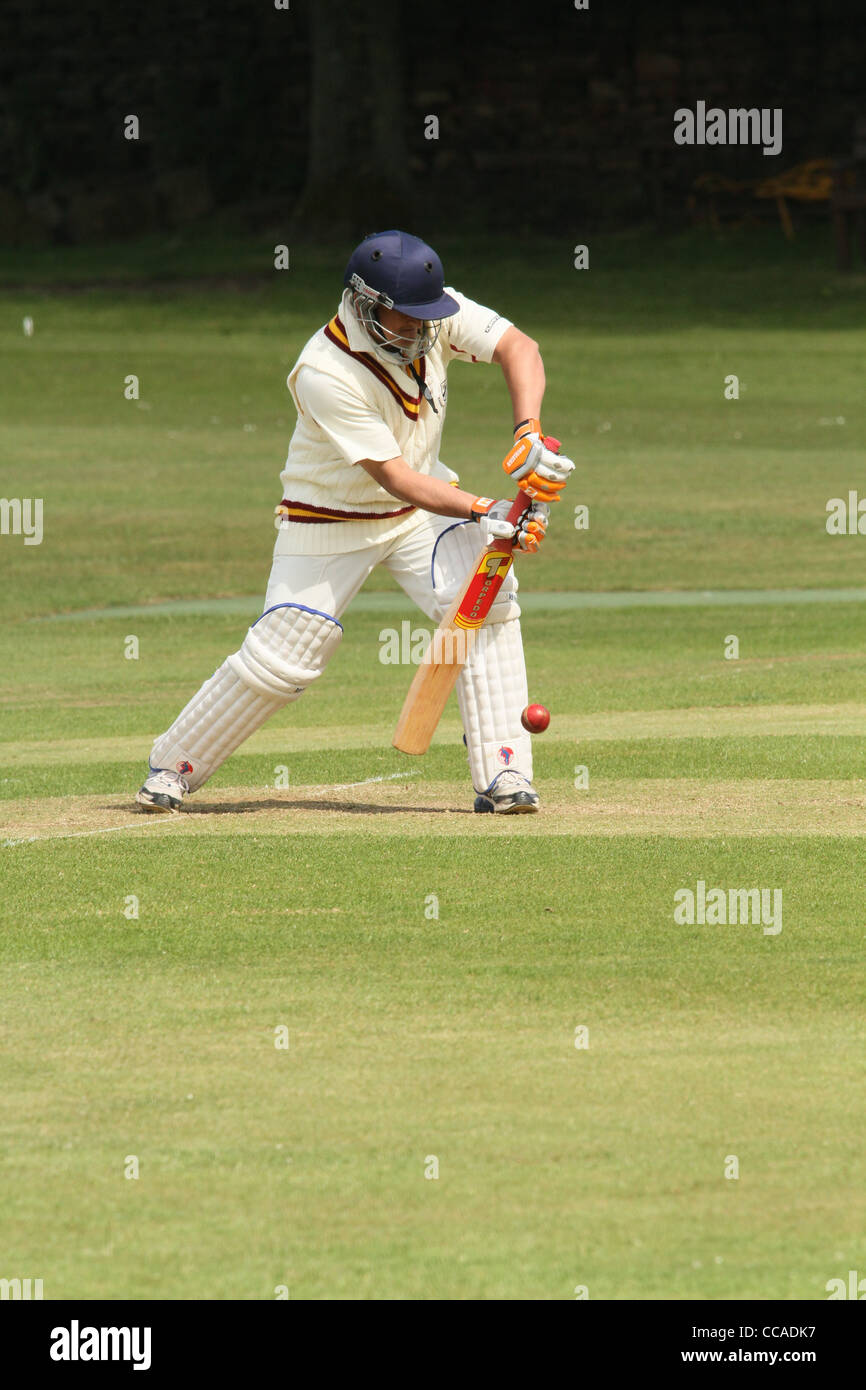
left=502, top=418, right=574, bottom=503
left=469, top=497, right=550, bottom=552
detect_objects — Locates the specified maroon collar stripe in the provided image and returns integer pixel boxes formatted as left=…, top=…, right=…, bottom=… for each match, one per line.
left=324, top=314, right=425, bottom=421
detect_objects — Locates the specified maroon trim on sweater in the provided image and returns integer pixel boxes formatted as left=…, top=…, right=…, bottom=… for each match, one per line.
left=450, top=344, right=479, bottom=363
left=279, top=498, right=416, bottom=523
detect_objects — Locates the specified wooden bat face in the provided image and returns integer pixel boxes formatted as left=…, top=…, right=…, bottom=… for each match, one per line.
left=392, top=493, right=531, bottom=755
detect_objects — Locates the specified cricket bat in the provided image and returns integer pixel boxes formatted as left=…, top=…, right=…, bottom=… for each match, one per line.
left=392, top=491, right=532, bottom=755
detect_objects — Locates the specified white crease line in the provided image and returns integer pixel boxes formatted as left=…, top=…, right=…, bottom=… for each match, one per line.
left=2, top=819, right=184, bottom=848
left=1, top=771, right=423, bottom=845
left=307, top=770, right=422, bottom=792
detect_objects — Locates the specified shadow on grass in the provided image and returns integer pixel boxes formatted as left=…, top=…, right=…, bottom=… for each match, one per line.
left=126, top=798, right=467, bottom=817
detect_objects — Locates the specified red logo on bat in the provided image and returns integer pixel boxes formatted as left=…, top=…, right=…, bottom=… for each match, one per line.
left=454, top=551, right=514, bottom=631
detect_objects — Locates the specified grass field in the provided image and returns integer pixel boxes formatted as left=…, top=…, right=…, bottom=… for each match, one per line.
left=1, top=227, right=865, bottom=1300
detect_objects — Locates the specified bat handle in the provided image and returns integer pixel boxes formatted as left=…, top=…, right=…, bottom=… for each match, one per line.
left=505, top=490, right=532, bottom=526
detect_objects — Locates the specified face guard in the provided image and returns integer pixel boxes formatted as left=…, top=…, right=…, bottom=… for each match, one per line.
left=348, top=272, right=443, bottom=364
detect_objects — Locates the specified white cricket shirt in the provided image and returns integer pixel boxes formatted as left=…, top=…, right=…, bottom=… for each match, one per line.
left=277, top=287, right=512, bottom=554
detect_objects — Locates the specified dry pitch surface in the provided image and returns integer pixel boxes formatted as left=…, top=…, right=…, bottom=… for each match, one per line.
left=4, top=701, right=865, bottom=845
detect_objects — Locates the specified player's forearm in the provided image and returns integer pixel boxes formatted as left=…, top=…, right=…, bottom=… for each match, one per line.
left=496, top=333, right=546, bottom=428
left=360, top=456, right=476, bottom=518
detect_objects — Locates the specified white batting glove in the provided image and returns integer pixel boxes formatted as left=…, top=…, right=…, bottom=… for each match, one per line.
left=469, top=497, right=550, bottom=552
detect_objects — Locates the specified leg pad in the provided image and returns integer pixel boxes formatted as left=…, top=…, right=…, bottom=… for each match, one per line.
left=457, top=618, right=533, bottom=792
left=149, top=604, right=342, bottom=791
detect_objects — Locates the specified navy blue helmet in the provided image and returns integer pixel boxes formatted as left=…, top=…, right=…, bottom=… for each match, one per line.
left=343, top=230, right=459, bottom=362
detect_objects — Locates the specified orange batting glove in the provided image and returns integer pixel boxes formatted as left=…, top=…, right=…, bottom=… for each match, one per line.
left=501, top=418, right=575, bottom=503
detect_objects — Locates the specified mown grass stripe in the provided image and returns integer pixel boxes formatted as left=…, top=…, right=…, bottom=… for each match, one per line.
left=31, top=587, right=866, bottom=623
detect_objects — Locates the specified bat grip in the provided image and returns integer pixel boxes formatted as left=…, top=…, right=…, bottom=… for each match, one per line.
left=505, top=490, right=532, bottom=526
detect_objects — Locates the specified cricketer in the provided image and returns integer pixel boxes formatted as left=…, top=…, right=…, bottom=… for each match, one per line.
left=136, top=230, right=574, bottom=815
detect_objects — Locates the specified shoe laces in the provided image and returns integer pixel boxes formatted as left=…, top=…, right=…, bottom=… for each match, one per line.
left=152, top=768, right=189, bottom=793
left=489, top=770, right=532, bottom=795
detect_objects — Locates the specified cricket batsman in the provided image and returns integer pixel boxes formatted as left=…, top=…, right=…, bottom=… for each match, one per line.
left=136, top=230, right=574, bottom=815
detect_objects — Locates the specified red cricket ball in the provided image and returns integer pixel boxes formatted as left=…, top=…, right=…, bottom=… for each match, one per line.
left=521, top=703, right=550, bottom=733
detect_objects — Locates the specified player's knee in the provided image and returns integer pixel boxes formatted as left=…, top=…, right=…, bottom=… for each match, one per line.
left=228, top=602, right=342, bottom=698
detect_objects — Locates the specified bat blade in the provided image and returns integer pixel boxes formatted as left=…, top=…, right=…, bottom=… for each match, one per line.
left=390, top=640, right=466, bottom=754
left=392, top=494, right=530, bottom=755
left=391, top=583, right=482, bottom=755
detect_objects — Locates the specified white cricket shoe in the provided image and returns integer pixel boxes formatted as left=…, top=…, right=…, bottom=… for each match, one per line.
left=136, top=767, right=190, bottom=813
left=473, top=770, right=540, bottom=815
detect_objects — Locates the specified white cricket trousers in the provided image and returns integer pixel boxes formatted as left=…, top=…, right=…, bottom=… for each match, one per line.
left=149, top=511, right=533, bottom=794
